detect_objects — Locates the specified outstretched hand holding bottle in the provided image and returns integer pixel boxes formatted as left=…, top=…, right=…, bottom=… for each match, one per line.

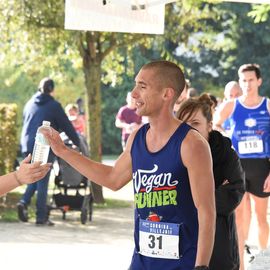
left=0, top=154, right=51, bottom=196
left=18, top=154, right=52, bottom=184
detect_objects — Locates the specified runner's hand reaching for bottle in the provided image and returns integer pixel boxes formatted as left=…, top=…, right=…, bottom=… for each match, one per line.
left=42, top=127, right=67, bottom=157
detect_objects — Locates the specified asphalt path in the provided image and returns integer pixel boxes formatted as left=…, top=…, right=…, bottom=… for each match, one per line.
left=1, top=157, right=269, bottom=269
left=0, top=168, right=135, bottom=270
left=0, top=194, right=134, bottom=270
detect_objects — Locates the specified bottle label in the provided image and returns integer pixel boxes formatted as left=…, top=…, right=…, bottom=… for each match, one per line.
left=35, top=132, right=49, bottom=145
left=31, top=128, right=50, bottom=164
left=31, top=143, right=50, bottom=164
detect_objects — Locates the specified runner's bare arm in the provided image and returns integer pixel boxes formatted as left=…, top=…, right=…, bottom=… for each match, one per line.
left=264, top=99, right=270, bottom=193
left=264, top=98, right=270, bottom=192
left=266, top=98, right=270, bottom=114
left=214, top=100, right=234, bottom=132
left=43, top=127, right=136, bottom=190
left=182, top=130, right=216, bottom=267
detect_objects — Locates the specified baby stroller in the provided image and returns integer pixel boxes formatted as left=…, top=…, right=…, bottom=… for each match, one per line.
left=49, top=133, right=94, bottom=224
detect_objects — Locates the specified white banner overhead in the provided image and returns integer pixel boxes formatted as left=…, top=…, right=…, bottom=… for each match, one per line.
left=65, top=0, right=269, bottom=35
left=222, top=0, right=270, bottom=3
left=65, top=0, right=170, bottom=35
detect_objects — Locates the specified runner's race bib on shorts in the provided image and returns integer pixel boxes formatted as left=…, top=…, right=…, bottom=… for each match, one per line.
left=139, top=219, right=180, bottom=259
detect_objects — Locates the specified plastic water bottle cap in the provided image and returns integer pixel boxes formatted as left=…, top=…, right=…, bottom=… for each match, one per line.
left=42, top=121, right=51, bottom=126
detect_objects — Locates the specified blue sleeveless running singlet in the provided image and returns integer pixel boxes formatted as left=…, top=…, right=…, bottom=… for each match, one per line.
left=223, top=117, right=234, bottom=137
left=231, top=98, right=270, bottom=158
left=130, top=123, right=198, bottom=270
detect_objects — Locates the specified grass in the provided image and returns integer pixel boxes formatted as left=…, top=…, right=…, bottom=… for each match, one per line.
left=0, top=192, right=23, bottom=222
left=0, top=191, right=133, bottom=222
left=94, top=198, right=133, bottom=209
left=0, top=192, right=36, bottom=222
left=102, top=155, right=118, bottom=161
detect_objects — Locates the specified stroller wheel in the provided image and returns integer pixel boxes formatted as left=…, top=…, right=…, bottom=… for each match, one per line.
left=89, top=194, right=94, bottom=221
left=81, top=208, right=87, bottom=224
left=89, top=208, right=93, bottom=222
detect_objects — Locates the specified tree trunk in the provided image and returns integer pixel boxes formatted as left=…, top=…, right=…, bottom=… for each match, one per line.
left=82, top=40, right=105, bottom=204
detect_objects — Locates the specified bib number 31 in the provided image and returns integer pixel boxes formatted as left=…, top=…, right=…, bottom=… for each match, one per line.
left=139, top=219, right=180, bottom=259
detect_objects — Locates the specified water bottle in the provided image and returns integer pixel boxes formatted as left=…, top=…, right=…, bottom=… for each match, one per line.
left=31, top=121, right=51, bottom=164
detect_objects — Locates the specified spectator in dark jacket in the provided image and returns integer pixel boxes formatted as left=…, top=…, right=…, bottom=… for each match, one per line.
left=177, top=93, right=245, bottom=270
left=17, top=77, right=80, bottom=226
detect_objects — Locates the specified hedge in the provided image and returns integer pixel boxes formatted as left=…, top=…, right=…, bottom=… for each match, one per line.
left=0, top=104, right=18, bottom=175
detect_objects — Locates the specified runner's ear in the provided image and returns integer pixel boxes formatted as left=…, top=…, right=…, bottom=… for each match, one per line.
left=162, top=87, right=175, bottom=101
left=258, top=78, right=262, bottom=87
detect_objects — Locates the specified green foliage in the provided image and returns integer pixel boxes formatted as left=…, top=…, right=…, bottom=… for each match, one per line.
left=101, top=78, right=134, bottom=155
left=170, top=2, right=270, bottom=97
left=0, top=70, right=36, bottom=142
left=0, top=0, right=80, bottom=87
left=0, top=66, right=86, bottom=149
left=0, top=104, right=17, bottom=175
left=248, top=4, right=270, bottom=23
left=53, top=72, right=85, bottom=108
left=219, top=2, right=270, bottom=96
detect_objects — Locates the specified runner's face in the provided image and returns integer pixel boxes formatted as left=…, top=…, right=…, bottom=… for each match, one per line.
left=239, top=71, right=262, bottom=95
left=230, top=87, right=242, bottom=99
left=225, top=86, right=242, bottom=100
left=185, top=109, right=212, bottom=140
left=131, top=68, right=164, bottom=117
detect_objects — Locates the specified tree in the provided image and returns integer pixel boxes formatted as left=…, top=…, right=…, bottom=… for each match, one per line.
left=1, top=0, right=152, bottom=203
left=0, top=0, right=223, bottom=202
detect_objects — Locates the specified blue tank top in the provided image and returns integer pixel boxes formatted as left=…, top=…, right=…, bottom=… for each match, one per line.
left=223, top=117, right=234, bottom=137
left=130, top=123, right=198, bottom=270
left=231, top=98, right=270, bottom=158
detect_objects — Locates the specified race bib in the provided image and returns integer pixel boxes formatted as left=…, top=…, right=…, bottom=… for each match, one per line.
left=238, top=139, right=263, bottom=154
left=139, top=219, right=180, bottom=259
